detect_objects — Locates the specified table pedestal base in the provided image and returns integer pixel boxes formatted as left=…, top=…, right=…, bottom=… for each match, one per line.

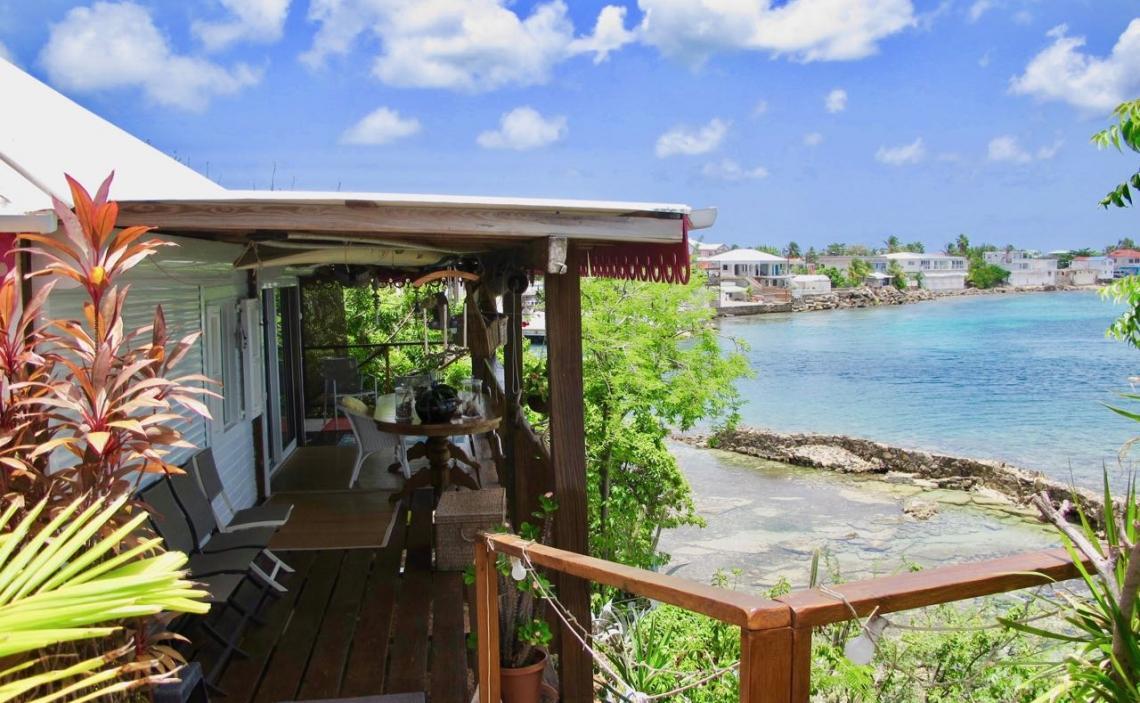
left=390, top=436, right=481, bottom=504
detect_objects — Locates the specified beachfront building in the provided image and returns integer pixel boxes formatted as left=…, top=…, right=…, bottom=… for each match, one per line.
left=789, top=274, right=831, bottom=298
left=705, top=248, right=791, bottom=286
left=816, top=255, right=889, bottom=274
left=1109, top=249, right=1140, bottom=277
left=1067, top=256, right=1114, bottom=283
left=983, top=250, right=1058, bottom=287
left=883, top=252, right=967, bottom=291
left=693, top=241, right=730, bottom=258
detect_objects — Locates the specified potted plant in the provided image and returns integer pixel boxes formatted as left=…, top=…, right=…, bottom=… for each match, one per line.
left=468, top=493, right=558, bottom=703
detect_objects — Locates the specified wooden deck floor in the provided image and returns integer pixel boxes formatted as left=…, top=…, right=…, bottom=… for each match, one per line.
left=194, top=489, right=472, bottom=702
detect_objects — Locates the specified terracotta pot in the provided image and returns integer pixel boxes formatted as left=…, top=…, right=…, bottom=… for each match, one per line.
left=501, top=650, right=547, bottom=703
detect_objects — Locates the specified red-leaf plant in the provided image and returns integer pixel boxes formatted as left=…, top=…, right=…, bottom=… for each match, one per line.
left=1, top=173, right=219, bottom=695
left=10, top=172, right=216, bottom=507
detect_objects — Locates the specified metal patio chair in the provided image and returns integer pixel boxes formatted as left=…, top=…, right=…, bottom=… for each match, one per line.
left=192, top=447, right=293, bottom=530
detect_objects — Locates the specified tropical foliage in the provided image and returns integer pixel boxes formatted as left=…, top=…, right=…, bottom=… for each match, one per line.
left=576, top=270, right=750, bottom=569
left=1, top=173, right=214, bottom=701
left=0, top=494, right=208, bottom=702
left=1092, top=98, right=1140, bottom=209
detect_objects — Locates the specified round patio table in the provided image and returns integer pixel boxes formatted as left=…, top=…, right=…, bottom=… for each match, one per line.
left=372, top=393, right=501, bottom=504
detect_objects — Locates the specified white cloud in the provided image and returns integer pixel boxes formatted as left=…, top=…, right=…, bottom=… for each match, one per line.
left=39, top=1, right=260, bottom=111
left=1012, top=9, right=1032, bottom=25
left=0, top=42, right=12, bottom=63
left=1010, top=21, right=1140, bottom=113
left=987, top=135, right=1062, bottom=163
left=340, top=107, right=421, bottom=145
left=702, top=159, right=768, bottom=181
left=301, top=0, right=631, bottom=92
left=192, top=0, right=291, bottom=52
left=752, top=99, right=769, bottom=116
left=569, top=5, right=636, bottom=63
left=477, top=107, right=567, bottom=150
left=655, top=118, right=729, bottom=158
left=968, top=0, right=992, bottom=22
left=825, top=88, right=847, bottom=113
left=987, top=135, right=1031, bottom=163
left=875, top=137, right=926, bottom=165
left=1036, top=139, right=1063, bottom=160
left=636, top=0, right=916, bottom=65
left=803, top=132, right=824, bottom=146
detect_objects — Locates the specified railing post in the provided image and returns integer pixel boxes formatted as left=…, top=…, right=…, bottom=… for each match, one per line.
left=474, top=539, right=500, bottom=703
left=791, top=627, right=811, bottom=702
left=740, top=627, right=795, bottom=703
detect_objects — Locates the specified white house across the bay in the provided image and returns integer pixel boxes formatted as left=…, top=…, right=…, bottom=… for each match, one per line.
left=882, top=252, right=967, bottom=291
left=704, top=248, right=791, bottom=287
left=983, top=250, right=1057, bottom=287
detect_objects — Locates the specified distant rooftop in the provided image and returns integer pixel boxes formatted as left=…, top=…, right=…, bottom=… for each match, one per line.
left=1109, top=249, right=1140, bottom=258
left=706, top=248, right=786, bottom=263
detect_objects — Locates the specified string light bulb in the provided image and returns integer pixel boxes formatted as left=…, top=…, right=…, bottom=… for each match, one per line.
left=510, top=556, right=526, bottom=581
left=844, top=614, right=888, bottom=666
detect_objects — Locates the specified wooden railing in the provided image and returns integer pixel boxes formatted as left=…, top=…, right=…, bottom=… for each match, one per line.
left=474, top=534, right=1084, bottom=702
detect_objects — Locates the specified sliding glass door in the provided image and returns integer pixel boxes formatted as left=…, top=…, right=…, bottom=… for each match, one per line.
left=264, top=286, right=300, bottom=469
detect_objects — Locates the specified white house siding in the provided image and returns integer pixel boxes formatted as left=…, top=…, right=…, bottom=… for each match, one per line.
left=922, top=272, right=967, bottom=291
left=35, top=235, right=263, bottom=514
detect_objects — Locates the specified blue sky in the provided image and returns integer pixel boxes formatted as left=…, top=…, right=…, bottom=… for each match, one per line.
left=1, top=0, right=1137, bottom=252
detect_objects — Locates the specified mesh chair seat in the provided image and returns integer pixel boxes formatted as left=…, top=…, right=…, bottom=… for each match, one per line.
left=229, top=503, right=293, bottom=529
left=200, top=526, right=277, bottom=553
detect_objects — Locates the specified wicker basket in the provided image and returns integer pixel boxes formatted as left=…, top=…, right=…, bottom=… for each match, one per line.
left=435, top=487, right=506, bottom=571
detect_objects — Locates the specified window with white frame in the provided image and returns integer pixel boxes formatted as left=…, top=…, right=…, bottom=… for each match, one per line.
left=205, top=302, right=243, bottom=431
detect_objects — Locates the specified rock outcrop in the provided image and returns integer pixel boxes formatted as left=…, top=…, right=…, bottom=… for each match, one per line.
left=683, top=426, right=1106, bottom=525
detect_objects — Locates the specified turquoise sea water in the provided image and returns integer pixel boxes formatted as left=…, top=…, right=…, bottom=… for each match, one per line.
left=721, top=291, right=1138, bottom=487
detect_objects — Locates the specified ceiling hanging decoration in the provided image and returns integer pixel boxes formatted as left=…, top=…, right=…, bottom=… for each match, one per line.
left=578, top=216, right=691, bottom=284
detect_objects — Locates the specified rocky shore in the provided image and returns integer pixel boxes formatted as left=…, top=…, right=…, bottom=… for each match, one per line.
left=716, top=283, right=1096, bottom=317
left=679, top=426, right=1106, bottom=525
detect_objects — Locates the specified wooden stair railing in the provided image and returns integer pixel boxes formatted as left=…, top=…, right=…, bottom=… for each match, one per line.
left=475, top=533, right=1086, bottom=703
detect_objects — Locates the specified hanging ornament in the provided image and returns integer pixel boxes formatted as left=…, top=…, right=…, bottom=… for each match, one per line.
left=510, top=557, right=526, bottom=581
left=844, top=614, right=888, bottom=666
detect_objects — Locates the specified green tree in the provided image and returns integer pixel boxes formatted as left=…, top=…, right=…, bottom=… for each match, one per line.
left=756, top=244, right=782, bottom=256
left=1092, top=98, right=1140, bottom=208
left=825, top=242, right=847, bottom=256
left=887, top=259, right=908, bottom=290
left=847, top=258, right=872, bottom=287
left=884, top=235, right=901, bottom=253
left=576, top=270, right=751, bottom=568
left=817, top=265, right=847, bottom=289
left=904, top=241, right=925, bottom=253
left=847, top=244, right=872, bottom=257
left=805, top=246, right=819, bottom=264
left=967, top=262, right=1009, bottom=289
left=786, top=241, right=801, bottom=259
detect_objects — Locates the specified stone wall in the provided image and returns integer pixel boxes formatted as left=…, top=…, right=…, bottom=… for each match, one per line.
left=684, top=426, right=1105, bottom=524
left=716, top=283, right=1095, bottom=317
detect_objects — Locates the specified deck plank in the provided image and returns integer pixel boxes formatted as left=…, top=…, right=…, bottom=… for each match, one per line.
left=215, top=551, right=318, bottom=702
left=253, top=550, right=346, bottom=703
left=296, top=549, right=376, bottom=700
left=340, top=504, right=408, bottom=697
left=384, top=491, right=434, bottom=694
left=429, top=571, right=468, bottom=703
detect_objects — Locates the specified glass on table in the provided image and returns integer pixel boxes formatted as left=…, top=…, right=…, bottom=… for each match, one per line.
left=458, top=378, right=485, bottom=419
left=394, top=384, right=415, bottom=422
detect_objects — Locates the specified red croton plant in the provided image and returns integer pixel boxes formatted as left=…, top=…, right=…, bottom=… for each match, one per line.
left=0, top=173, right=217, bottom=696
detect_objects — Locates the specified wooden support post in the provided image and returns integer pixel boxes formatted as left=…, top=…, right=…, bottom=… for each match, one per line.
left=739, top=627, right=795, bottom=703
left=474, top=539, right=501, bottom=703
left=502, top=286, right=525, bottom=525
left=544, top=244, right=592, bottom=703
left=791, top=627, right=812, bottom=702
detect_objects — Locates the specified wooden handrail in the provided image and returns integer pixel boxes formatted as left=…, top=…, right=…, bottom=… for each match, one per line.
left=777, top=546, right=1085, bottom=628
left=483, top=533, right=790, bottom=629
left=475, top=534, right=1089, bottom=703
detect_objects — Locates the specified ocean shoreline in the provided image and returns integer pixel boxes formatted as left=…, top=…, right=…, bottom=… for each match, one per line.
left=715, top=283, right=1099, bottom=317
left=677, top=426, right=1107, bottom=526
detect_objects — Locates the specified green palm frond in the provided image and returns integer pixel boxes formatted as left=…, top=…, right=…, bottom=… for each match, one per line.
left=0, top=493, right=209, bottom=703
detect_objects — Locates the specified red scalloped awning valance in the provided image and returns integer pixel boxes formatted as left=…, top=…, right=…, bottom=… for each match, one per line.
left=578, top=216, right=691, bottom=284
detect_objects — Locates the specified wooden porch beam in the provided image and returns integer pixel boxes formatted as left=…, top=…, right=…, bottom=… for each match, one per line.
left=117, top=202, right=684, bottom=244
left=544, top=243, right=592, bottom=703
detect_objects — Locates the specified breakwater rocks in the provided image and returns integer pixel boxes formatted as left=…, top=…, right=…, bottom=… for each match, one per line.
left=715, top=284, right=1093, bottom=317
left=680, top=426, right=1104, bottom=525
